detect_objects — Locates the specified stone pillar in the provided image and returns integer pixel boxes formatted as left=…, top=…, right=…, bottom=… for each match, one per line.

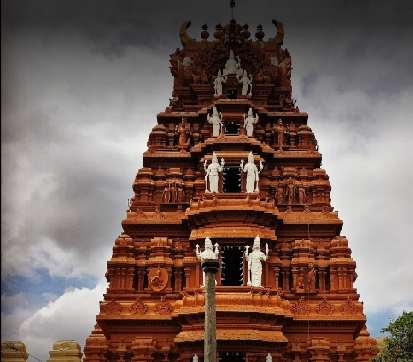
left=202, top=258, right=220, bottom=362
left=1, top=341, right=28, bottom=362
left=47, top=340, right=82, bottom=362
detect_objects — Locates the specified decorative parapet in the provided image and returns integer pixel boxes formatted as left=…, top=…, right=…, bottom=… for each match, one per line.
left=175, top=329, right=288, bottom=343
left=173, top=288, right=292, bottom=317
left=46, top=340, right=82, bottom=362
left=1, top=341, right=28, bottom=362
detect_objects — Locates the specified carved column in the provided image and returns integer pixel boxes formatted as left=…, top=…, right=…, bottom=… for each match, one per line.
left=273, top=266, right=280, bottom=289
left=329, top=265, right=337, bottom=292
left=136, top=268, right=146, bottom=291
left=318, top=268, right=327, bottom=292
left=291, top=266, right=299, bottom=291
left=184, top=267, right=191, bottom=288
left=202, top=259, right=220, bottom=362
left=282, top=268, right=290, bottom=292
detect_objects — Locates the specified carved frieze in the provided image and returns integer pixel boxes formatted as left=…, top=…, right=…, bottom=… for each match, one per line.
left=154, top=296, right=174, bottom=315
left=130, top=297, right=148, bottom=315
left=292, top=296, right=310, bottom=315
left=316, top=296, right=335, bottom=315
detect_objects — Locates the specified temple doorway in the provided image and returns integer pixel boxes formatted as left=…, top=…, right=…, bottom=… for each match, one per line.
left=227, top=89, right=238, bottom=99
left=221, top=246, right=244, bottom=286
left=219, top=352, right=246, bottom=362
left=223, top=167, right=241, bottom=193
left=224, top=122, right=240, bottom=135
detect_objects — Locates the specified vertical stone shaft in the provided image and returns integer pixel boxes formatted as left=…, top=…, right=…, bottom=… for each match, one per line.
left=202, top=259, right=220, bottom=362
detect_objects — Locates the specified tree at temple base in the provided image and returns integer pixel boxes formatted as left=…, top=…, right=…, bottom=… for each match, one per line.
left=372, top=311, right=413, bottom=362
left=83, top=11, right=377, bottom=362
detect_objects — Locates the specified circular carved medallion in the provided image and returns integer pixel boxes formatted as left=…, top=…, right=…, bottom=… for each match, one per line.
left=148, top=268, right=168, bottom=292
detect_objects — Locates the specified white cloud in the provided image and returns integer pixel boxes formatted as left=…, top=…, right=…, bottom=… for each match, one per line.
left=15, top=281, right=108, bottom=362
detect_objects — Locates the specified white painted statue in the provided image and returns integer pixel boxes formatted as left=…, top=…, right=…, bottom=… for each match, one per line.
left=204, top=152, right=225, bottom=193
left=240, top=151, right=264, bottom=193
left=266, top=353, right=272, bottom=362
left=237, top=69, right=253, bottom=95
left=243, top=107, right=259, bottom=137
left=207, top=106, right=223, bottom=137
left=193, top=355, right=198, bottom=362
left=196, top=237, right=220, bottom=287
left=213, top=69, right=227, bottom=96
left=245, top=235, right=269, bottom=287
left=223, top=50, right=242, bottom=75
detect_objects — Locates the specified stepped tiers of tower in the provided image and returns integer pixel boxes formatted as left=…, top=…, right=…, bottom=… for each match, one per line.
left=84, top=19, right=377, bottom=362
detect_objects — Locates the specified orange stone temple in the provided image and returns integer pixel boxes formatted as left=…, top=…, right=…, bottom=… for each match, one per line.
left=84, top=17, right=378, bottom=362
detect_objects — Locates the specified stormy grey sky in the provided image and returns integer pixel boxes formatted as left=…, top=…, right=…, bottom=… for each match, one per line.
left=1, top=1, right=413, bottom=361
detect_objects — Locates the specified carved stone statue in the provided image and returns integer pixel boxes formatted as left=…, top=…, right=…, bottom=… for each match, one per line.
left=196, top=237, right=220, bottom=287
left=307, top=262, right=316, bottom=292
left=162, top=183, right=171, bottom=203
left=204, top=152, right=225, bottom=193
left=207, top=106, right=223, bottom=137
left=192, top=354, right=198, bottom=362
left=243, top=107, right=259, bottom=137
left=266, top=353, right=272, bottom=362
left=177, top=117, right=190, bottom=147
left=223, top=49, right=242, bottom=75
left=213, top=69, right=227, bottom=96
left=245, top=235, right=268, bottom=287
left=298, top=185, right=307, bottom=204
left=286, top=177, right=295, bottom=204
left=240, top=151, right=264, bottom=193
left=237, top=69, right=253, bottom=95
left=274, top=118, right=287, bottom=149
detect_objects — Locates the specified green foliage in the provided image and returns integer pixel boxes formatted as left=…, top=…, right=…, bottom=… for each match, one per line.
left=372, top=311, right=413, bottom=362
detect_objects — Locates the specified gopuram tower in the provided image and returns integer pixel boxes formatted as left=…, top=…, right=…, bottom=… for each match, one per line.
left=84, top=16, right=378, bottom=362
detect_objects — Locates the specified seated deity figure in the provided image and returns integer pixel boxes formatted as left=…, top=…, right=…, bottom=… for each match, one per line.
left=196, top=237, right=220, bottom=287
left=204, top=152, right=225, bottom=193
left=244, top=236, right=269, bottom=287
left=223, top=49, right=242, bottom=75
left=213, top=69, right=227, bottom=96
left=240, top=151, right=264, bottom=193
left=207, top=106, right=223, bottom=137
left=243, top=107, right=259, bottom=137
left=237, top=69, right=253, bottom=95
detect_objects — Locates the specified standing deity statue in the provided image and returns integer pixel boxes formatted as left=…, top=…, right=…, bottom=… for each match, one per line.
left=274, top=118, right=287, bottom=149
left=237, top=69, right=253, bottom=95
left=207, top=106, right=223, bottom=137
left=240, top=151, right=264, bottom=193
left=162, top=182, right=171, bottom=203
left=244, top=236, right=269, bottom=287
left=196, top=237, right=220, bottom=287
left=213, top=69, right=227, bottom=96
left=243, top=107, right=259, bottom=137
left=223, top=49, right=242, bottom=75
left=298, top=184, right=307, bottom=204
left=204, top=152, right=225, bottom=193
left=285, top=177, right=295, bottom=204
left=307, top=262, right=316, bottom=292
